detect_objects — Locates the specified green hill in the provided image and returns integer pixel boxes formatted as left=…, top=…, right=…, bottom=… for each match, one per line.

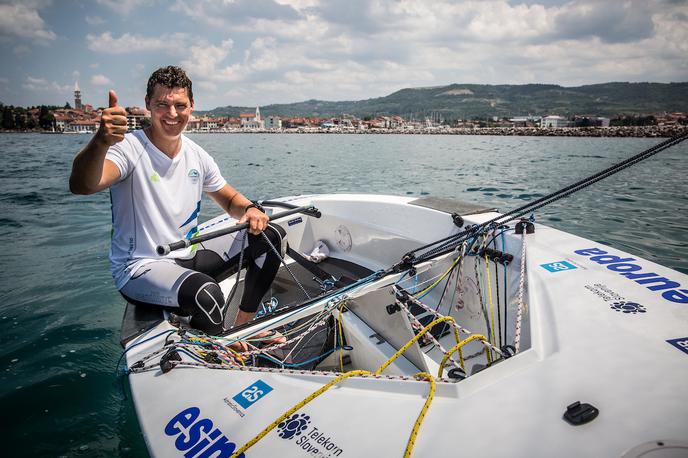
left=200, top=82, right=688, bottom=119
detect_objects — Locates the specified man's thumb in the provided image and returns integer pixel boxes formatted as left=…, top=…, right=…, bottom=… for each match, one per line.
left=108, top=90, right=118, bottom=108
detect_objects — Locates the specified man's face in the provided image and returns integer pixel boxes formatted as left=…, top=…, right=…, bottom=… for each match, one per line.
left=145, top=84, right=193, bottom=139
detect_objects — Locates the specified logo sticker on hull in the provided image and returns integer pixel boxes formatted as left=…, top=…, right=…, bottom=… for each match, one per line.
left=232, top=380, right=273, bottom=409
left=275, top=412, right=345, bottom=456
left=667, top=337, right=688, bottom=355
left=165, top=407, right=243, bottom=458
left=575, top=247, right=688, bottom=304
left=288, top=217, right=303, bottom=226
left=609, top=301, right=647, bottom=314
left=540, top=261, right=577, bottom=273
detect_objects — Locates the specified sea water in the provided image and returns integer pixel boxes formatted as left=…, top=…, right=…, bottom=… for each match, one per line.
left=0, top=133, right=686, bottom=456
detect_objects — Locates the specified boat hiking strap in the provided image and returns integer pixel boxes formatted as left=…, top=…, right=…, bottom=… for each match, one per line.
left=230, top=369, right=437, bottom=458
left=395, top=130, right=688, bottom=267
left=285, top=245, right=341, bottom=288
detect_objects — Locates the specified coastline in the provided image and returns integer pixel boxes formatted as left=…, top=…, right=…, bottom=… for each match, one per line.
left=2, top=125, right=686, bottom=138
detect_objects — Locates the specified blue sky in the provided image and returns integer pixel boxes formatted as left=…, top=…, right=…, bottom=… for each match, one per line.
left=1, top=0, right=686, bottom=110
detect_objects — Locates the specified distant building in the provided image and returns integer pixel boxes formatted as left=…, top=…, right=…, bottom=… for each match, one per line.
left=126, top=107, right=149, bottom=131
left=240, top=107, right=264, bottom=129
left=68, top=119, right=98, bottom=133
left=74, top=81, right=82, bottom=111
left=541, top=115, right=570, bottom=128
left=265, top=115, right=281, bottom=130
left=185, top=115, right=200, bottom=131
left=509, top=116, right=541, bottom=127
left=53, top=113, right=70, bottom=131
left=199, top=117, right=218, bottom=132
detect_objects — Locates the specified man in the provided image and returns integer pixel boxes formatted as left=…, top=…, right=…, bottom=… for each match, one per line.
left=70, top=66, right=283, bottom=341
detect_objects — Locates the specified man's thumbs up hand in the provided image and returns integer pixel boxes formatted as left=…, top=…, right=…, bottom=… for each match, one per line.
left=109, top=90, right=118, bottom=108
left=97, top=90, right=128, bottom=147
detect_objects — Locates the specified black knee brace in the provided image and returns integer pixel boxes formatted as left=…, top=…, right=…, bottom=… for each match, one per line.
left=178, top=272, right=226, bottom=334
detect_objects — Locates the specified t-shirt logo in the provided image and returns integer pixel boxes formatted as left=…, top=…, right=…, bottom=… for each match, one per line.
left=150, top=172, right=160, bottom=182
left=188, top=169, right=199, bottom=184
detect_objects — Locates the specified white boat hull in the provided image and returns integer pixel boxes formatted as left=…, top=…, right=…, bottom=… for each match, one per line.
left=123, top=194, right=688, bottom=457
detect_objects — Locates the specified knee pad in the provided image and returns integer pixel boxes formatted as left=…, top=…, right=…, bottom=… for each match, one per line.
left=178, top=273, right=226, bottom=334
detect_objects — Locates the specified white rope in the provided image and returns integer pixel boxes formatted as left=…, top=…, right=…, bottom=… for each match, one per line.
left=393, top=286, right=504, bottom=358
left=396, top=299, right=463, bottom=373
left=514, top=230, right=527, bottom=353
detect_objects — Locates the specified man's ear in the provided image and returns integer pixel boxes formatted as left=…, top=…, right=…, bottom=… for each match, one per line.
left=145, top=96, right=150, bottom=110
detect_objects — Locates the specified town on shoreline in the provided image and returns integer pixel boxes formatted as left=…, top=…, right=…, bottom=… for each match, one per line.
left=2, top=84, right=686, bottom=138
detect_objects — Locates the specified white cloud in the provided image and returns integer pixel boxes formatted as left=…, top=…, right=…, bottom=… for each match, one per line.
left=86, top=32, right=190, bottom=54
left=171, top=0, right=302, bottom=28
left=180, top=39, right=248, bottom=83
left=0, top=3, right=56, bottom=43
left=6, top=0, right=683, bottom=109
left=22, top=76, right=70, bottom=92
left=91, top=74, right=113, bottom=86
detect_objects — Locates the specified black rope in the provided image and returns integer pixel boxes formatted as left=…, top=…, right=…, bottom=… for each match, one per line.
left=399, top=130, right=688, bottom=266
left=494, top=248, right=502, bottom=347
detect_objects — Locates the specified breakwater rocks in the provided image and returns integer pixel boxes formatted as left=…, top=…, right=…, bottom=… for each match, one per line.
left=216, top=125, right=687, bottom=137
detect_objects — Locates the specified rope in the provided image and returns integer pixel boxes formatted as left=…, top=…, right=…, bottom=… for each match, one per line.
left=397, top=298, right=464, bottom=371
left=260, top=230, right=312, bottom=301
left=338, top=300, right=347, bottom=371
left=230, top=369, right=370, bottom=458
left=438, top=334, right=491, bottom=377
left=397, top=287, right=505, bottom=359
left=404, top=373, right=436, bottom=458
left=374, top=316, right=460, bottom=375
left=485, top=251, right=496, bottom=348
left=514, top=229, right=527, bottom=353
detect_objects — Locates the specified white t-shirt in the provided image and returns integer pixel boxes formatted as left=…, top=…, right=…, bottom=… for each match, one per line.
left=105, top=130, right=226, bottom=289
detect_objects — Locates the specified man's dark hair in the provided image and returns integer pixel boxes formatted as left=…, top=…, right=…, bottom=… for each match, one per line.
left=146, top=66, right=193, bottom=102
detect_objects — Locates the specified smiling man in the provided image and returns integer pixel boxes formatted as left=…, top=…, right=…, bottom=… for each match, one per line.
left=69, top=66, right=284, bottom=342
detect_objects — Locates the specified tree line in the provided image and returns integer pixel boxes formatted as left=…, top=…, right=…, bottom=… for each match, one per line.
left=0, top=103, right=64, bottom=130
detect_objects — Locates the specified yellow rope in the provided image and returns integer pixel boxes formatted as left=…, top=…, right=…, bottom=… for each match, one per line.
left=225, top=347, right=246, bottom=367
left=414, top=255, right=462, bottom=298
left=231, top=310, right=450, bottom=457
left=375, top=316, right=462, bottom=375
left=485, top=252, right=496, bottom=347
left=230, top=369, right=371, bottom=458
left=338, top=300, right=347, bottom=371
left=438, top=334, right=491, bottom=378
left=404, top=372, right=436, bottom=458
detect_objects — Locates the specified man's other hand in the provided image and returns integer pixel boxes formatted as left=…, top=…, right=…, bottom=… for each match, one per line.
left=238, top=207, right=269, bottom=235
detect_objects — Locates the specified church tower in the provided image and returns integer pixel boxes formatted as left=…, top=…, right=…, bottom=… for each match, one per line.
left=74, top=81, right=82, bottom=110
left=255, top=106, right=261, bottom=122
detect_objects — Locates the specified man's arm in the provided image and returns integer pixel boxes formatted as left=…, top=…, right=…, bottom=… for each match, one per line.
left=208, top=184, right=269, bottom=235
left=69, top=90, right=127, bottom=195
